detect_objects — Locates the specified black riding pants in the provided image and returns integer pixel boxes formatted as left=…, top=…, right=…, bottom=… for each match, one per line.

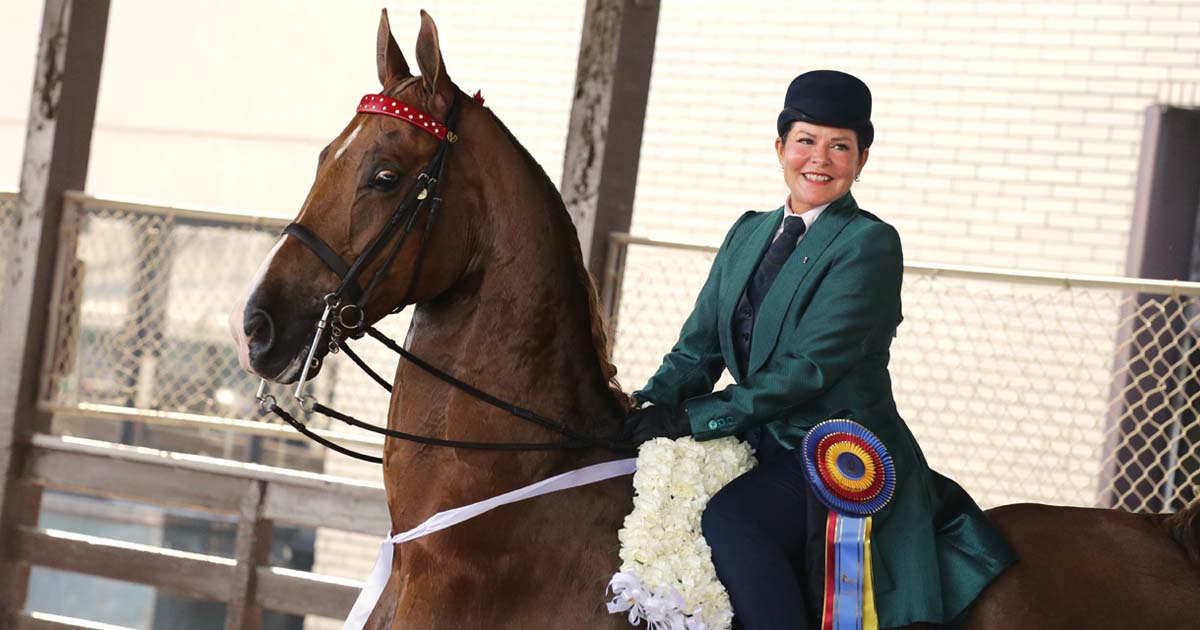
left=701, top=433, right=812, bottom=630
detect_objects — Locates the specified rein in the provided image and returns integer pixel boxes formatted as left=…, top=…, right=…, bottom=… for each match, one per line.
left=256, top=90, right=633, bottom=462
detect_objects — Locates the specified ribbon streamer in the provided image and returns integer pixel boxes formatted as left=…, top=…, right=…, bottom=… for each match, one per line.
left=822, top=512, right=879, bottom=630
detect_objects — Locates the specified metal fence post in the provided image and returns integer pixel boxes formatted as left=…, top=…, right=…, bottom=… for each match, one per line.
left=1101, top=105, right=1200, bottom=511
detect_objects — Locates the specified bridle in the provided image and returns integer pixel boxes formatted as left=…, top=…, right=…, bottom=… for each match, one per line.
left=255, top=89, right=632, bottom=462
left=283, top=92, right=461, bottom=388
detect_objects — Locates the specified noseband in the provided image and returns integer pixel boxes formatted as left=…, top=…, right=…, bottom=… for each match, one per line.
left=256, top=90, right=630, bottom=461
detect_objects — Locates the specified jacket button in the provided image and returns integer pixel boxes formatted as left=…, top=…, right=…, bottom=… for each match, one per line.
left=708, top=420, right=719, bottom=430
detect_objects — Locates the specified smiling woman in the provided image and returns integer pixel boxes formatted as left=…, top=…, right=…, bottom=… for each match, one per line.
left=776, top=122, right=867, bottom=213
left=621, top=70, right=1016, bottom=630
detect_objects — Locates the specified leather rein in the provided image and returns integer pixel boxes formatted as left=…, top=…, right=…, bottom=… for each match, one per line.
left=255, top=91, right=631, bottom=463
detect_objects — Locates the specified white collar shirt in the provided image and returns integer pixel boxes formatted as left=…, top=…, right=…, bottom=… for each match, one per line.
left=772, top=198, right=830, bottom=245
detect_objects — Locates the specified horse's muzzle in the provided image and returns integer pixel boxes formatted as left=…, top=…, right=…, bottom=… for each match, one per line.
left=243, top=294, right=326, bottom=384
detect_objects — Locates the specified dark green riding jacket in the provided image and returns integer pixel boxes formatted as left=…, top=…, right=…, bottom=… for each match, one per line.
left=635, top=192, right=1015, bottom=628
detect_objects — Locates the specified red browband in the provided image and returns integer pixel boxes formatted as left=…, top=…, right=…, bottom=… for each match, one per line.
left=357, top=91, right=484, bottom=140
left=357, top=94, right=451, bottom=140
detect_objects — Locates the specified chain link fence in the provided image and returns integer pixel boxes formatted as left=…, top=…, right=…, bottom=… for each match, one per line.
left=605, top=234, right=1200, bottom=514
left=23, top=194, right=1200, bottom=514
left=15, top=192, right=1199, bottom=630
left=36, top=193, right=395, bottom=471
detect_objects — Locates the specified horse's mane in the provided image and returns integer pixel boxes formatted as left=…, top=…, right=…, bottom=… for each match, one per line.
left=486, top=109, right=633, bottom=414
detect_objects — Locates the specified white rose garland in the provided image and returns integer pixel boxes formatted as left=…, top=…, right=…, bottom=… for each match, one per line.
left=607, top=436, right=758, bottom=630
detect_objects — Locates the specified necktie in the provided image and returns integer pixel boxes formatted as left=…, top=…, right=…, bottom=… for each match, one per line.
left=746, top=215, right=807, bottom=311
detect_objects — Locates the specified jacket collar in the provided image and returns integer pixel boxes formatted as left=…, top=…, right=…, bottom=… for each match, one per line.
left=719, top=192, right=861, bottom=380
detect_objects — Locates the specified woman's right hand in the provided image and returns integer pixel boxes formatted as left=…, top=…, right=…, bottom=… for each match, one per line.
left=619, top=405, right=691, bottom=444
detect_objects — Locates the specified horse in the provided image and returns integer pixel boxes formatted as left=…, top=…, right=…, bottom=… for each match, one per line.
left=229, top=10, right=1200, bottom=629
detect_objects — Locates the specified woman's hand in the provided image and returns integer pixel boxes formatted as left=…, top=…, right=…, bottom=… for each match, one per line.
left=620, top=405, right=692, bottom=444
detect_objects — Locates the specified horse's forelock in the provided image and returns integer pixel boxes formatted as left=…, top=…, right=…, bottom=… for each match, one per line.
left=385, top=76, right=423, bottom=99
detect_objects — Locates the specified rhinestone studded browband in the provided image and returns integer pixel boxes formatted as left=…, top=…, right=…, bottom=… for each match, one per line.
left=357, top=94, right=452, bottom=140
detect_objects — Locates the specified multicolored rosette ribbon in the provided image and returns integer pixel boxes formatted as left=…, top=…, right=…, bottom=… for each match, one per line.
left=801, top=419, right=896, bottom=630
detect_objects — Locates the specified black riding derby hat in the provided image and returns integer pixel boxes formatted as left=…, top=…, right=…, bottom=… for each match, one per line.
left=776, top=69, right=874, bottom=149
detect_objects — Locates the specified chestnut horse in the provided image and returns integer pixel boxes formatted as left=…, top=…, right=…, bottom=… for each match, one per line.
left=230, top=10, right=1200, bottom=629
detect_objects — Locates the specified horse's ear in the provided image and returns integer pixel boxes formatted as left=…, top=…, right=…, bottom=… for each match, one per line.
left=376, top=8, right=411, bottom=88
left=415, top=10, right=453, bottom=107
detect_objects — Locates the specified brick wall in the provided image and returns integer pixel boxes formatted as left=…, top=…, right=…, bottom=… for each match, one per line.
left=5, top=1, right=1196, bottom=270
left=633, top=0, right=1200, bottom=276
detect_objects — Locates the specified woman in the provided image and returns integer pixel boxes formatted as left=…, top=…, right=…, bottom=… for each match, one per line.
left=621, top=70, right=1015, bottom=629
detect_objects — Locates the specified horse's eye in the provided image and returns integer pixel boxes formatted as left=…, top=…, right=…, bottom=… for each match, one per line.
left=372, top=169, right=401, bottom=190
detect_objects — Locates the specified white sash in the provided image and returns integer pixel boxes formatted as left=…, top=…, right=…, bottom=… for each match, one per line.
left=343, top=457, right=638, bottom=629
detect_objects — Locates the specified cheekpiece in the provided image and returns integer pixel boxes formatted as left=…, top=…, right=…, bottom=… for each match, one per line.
left=357, top=94, right=451, bottom=140
left=801, top=418, right=895, bottom=516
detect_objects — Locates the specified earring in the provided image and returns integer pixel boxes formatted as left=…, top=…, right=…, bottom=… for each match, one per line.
left=778, top=165, right=784, bottom=172
left=855, top=176, right=861, bottom=182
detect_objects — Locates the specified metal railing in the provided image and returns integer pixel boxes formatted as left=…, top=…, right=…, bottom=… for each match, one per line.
left=23, top=195, right=1200, bottom=513
left=6, top=191, right=403, bottom=628
left=10, top=192, right=1200, bottom=626
left=19, top=194, right=1200, bottom=513
left=603, top=232, right=1200, bottom=513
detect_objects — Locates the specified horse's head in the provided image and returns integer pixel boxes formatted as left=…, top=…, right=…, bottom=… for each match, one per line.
left=230, top=10, right=480, bottom=383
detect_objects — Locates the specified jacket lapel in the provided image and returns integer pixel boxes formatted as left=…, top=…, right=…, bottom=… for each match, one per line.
left=718, top=206, right=783, bottom=382
left=747, top=193, right=860, bottom=375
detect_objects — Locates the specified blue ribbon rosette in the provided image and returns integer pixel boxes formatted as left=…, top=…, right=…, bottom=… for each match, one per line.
left=800, top=419, right=897, bottom=630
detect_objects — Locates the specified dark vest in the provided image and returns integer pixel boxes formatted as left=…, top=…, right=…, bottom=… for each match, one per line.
left=732, top=215, right=806, bottom=457
left=733, top=215, right=806, bottom=376
left=733, top=287, right=786, bottom=459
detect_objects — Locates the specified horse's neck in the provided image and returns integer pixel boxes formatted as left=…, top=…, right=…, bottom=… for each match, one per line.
left=407, top=249, right=608, bottom=418
left=392, top=128, right=621, bottom=474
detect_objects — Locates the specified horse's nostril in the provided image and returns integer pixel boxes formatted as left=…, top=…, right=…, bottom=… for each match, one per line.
left=245, top=308, right=276, bottom=354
